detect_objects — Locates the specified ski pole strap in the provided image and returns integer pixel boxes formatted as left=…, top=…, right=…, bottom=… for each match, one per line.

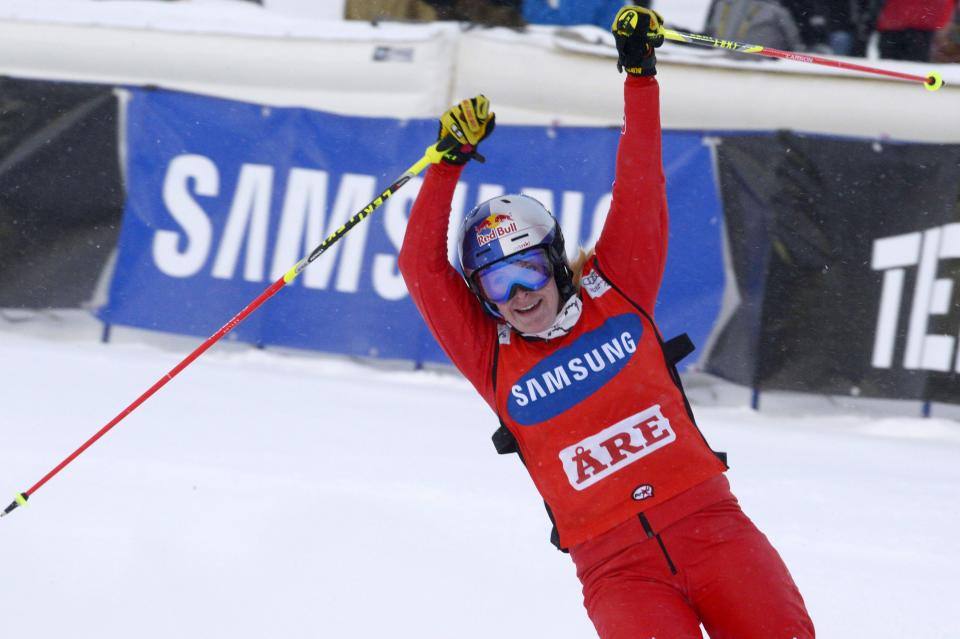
left=662, top=333, right=695, bottom=368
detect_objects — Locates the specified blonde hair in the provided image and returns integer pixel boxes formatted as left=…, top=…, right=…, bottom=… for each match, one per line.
left=569, top=247, right=596, bottom=289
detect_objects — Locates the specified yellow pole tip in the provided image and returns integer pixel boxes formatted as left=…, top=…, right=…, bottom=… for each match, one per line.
left=925, top=72, right=944, bottom=92
left=15, top=493, right=28, bottom=507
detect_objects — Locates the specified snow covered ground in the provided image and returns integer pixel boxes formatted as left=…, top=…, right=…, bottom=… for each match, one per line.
left=1, top=312, right=958, bottom=639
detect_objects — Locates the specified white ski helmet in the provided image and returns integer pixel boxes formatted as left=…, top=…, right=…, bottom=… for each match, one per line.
left=457, top=194, right=574, bottom=317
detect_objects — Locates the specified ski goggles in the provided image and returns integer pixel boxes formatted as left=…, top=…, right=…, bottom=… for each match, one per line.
left=474, top=248, right=553, bottom=304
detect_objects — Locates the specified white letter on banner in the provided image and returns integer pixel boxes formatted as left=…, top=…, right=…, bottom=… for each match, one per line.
left=303, top=173, right=376, bottom=293
left=587, top=193, right=613, bottom=249
left=521, top=188, right=554, bottom=218
left=559, top=191, right=584, bottom=262
left=476, top=183, right=505, bottom=204
left=373, top=177, right=422, bottom=301
left=904, top=225, right=959, bottom=372
left=870, top=232, right=922, bottom=369
left=446, top=181, right=469, bottom=264
left=904, top=227, right=951, bottom=371
left=154, top=154, right=218, bottom=278
left=270, top=168, right=329, bottom=281
left=212, top=164, right=274, bottom=282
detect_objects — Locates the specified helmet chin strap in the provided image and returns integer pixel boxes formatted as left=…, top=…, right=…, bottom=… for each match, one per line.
left=516, top=294, right=583, bottom=341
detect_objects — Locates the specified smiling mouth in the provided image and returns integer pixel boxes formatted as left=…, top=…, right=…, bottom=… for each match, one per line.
left=515, top=299, right=541, bottom=315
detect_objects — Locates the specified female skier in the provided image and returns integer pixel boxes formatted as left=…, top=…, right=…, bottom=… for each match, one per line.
left=398, top=7, right=815, bottom=638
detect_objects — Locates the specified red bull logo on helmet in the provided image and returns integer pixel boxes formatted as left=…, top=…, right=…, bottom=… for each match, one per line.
left=475, top=213, right=519, bottom=247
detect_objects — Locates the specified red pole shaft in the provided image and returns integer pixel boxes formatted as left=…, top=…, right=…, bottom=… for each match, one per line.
left=756, top=46, right=931, bottom=84
left=662, top=29, right=942, bottom=88
left=3, top=144, right=439, bottom=518
left=24, top=276, right=287, bottom=497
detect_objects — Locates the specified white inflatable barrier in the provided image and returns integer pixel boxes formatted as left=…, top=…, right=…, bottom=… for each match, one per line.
left=1, top=1, right=959, bottom=141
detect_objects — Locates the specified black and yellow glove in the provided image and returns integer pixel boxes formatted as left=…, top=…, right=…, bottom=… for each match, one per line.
left=437, top=95, right=495, bottom=165
left=611, top=6, right=665, bottom=76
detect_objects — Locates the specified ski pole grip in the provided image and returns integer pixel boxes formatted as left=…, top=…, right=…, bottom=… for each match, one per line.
left=436, top=134, right=458, bottom=153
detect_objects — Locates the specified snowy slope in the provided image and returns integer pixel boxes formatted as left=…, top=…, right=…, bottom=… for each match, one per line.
left=1, top=314, right=958, bottom=639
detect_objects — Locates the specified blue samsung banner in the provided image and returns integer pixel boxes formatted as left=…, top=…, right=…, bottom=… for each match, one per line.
left=102, top=88, right=724, bottom=367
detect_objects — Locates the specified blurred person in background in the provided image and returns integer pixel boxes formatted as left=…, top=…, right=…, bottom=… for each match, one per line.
left=876, top=0, right=957, bottom=61
left=704, top=0, right=802, bottom=53
left=779, top=0, right=832, bottom=51
left=399, top=6, right=815, bottom=638
left=930, top=2, right=960, bottom=61
left=820, top=0, right=884, bottom=56
left=780, top=0, right=882, bottom=55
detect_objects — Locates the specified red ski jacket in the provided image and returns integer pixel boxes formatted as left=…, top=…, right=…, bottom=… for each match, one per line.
left=399, top=75, right=669, bottom=407
left=876, top=0, right=955, bottom=32
left=493, top=256, right=726, bottom=548
left=399, top=75, right=727, bottom=548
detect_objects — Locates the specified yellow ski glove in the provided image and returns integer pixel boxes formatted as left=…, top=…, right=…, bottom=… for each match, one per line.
left=612, top=6, right=666, bottom=76
left=437, top=95, right=496, bottom=164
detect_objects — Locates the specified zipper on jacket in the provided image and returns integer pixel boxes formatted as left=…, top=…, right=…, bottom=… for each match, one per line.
left=638, top=513, right=678, bottom=575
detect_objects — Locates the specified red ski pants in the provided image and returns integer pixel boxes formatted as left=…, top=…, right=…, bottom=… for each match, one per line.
left=569, top=496, right=814, bottom=639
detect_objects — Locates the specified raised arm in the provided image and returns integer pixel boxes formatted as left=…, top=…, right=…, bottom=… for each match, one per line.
left=399, top=98, right=499, bottom=409
left=594, top=7, right=668, bottom=313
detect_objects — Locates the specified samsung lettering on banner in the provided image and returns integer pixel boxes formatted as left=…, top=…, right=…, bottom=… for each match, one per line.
left=101, top=88, right=724, bottom=366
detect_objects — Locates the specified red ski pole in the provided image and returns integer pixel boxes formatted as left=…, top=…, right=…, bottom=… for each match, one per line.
left=663, top=28, right=945, bottom=91
left=2, top=137, right=454, bottom=519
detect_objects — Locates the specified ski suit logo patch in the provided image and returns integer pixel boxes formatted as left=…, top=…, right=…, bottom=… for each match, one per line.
left=507, top=314, right=643, bottom=426
left=559, top=405, right=676, bottom=490
left=632, top=484, right=654, bottom=501
left=581, top=271, right=611, bottom=299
